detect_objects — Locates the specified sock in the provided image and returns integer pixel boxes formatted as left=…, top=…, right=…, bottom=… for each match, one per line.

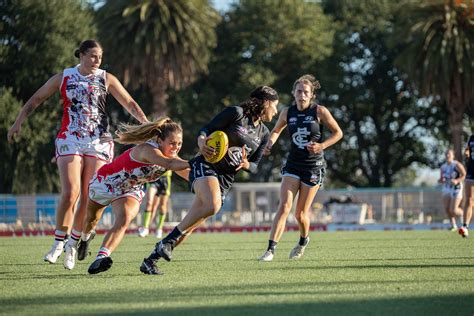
left=156, top=214, right=166, bottom=230
left=299, top=236, right=309, bottom=246
left=143, top=211, right=152, bottom=229
left=96, top=247, right=110, bottom=259
left=81, top=232, right=92, bottom=242
left=267, top=240, right=278, bottom=253
left=162, top=226, right=183, bottom=246
left=54, top=230, right=67, bottom=246
left=68, top=229, right=81, bottom=247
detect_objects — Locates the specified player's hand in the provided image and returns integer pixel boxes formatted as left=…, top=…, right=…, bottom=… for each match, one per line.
left=236, top=146, right=249, bottom=171
left=263, top=140, right=273, bottom=156
left=7, top=123, right=21, bottom=143
left=197, top=135, right=215, bottom=160
left=306, top=141, right=324, bottom=154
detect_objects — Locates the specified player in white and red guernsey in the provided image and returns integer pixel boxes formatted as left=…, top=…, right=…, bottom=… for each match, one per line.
left=76, top=118, right=189, bottom=274
left=8, top=40, right=148, bottom=269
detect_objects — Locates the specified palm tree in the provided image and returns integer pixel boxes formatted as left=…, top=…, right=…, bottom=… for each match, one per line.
left=395, top=0, right=473, bottom=160
left=97, top=0, right=221, bottom=116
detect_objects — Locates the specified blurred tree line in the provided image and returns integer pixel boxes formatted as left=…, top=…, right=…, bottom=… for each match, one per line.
left=0, top=0, right=472, bottom=193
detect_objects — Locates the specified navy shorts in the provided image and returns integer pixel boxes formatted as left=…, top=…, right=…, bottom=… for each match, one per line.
left=281, top=164, right=325, bottom=187
left=188, top=155, right=234, bottom=202
left=149, top=176, right=170, bottom=196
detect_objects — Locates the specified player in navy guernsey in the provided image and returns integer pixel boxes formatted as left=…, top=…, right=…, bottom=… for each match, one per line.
left=7, top=40, right=148, bottom=270
left=459, top=135, right=474, bottom=238
left=140, top=86, right=279, bottom=275
left=259, top=74, right=343, bottom=262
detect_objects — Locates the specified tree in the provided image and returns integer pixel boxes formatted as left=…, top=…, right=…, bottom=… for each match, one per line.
left=320, top=0, right=445, bottom=187
left=0, top=0, right=96, bottom=193
left=169, top=0, right=335, bottom=182
left=394, top=0, right=473, bottom=160
left=96, top=0, right=221, bottom=116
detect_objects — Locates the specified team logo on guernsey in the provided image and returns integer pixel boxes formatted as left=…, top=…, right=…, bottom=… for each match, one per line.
left=292, top=128, right=310, bottom=149
left=228, top=145, right=251, bottom=167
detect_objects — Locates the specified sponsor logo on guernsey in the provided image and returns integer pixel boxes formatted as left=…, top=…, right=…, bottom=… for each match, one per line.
left=59, top=145, right=69, bottom=153
left=304, top=116, right=314, bottom=123
left=292, top=128, right=311, bottom=149
left=288, top=117, right=297, bottom=125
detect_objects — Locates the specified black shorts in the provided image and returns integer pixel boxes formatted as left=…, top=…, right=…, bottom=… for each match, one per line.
left=466, top=163, right=474, bottom=181
left=188, top=155, right=234, bottom=202
left=149, top=176, right=170, bottom=196
left=281, top=163, right=325, bottom=187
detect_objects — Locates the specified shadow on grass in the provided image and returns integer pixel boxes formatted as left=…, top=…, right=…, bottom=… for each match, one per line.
left=2, top=284, right=472, bottom=316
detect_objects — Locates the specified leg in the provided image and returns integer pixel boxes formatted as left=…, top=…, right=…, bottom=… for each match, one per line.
left=139, top=186, right=158, bottom=237
left=155, top=195, right=169, bottom=238
left=442, top=194, right=455, bottom=229
left=150, top=177, right=221, bottom=262
left=289, top=183, right=320, bottom=260
left=101, top=197, right=141, bottom=253
left=76, top=199, right=106, bottom=262
left=43, top=156, right=82, bottom=264
left=459, top=180, right=474, bottom=238
left=259, top=177, right=299, bottom=262
left=88, top=197, right=140, bottom=275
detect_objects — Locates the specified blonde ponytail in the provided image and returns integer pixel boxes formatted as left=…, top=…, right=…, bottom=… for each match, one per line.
left=115, top=117, right=175, bottom=144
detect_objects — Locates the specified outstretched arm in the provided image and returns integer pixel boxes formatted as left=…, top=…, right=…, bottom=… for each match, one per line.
left=8, top=73, right=61, bottom=142
left=107, top=73, right=148, bottom=124
left=263, top=107, right=288, bottom=156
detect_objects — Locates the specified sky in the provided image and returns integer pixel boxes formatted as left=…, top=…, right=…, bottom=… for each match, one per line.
left=211, top=0, right=235, bottom=12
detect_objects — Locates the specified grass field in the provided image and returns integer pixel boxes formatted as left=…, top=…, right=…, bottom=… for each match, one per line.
left=1, top=230, right=473, bottom=315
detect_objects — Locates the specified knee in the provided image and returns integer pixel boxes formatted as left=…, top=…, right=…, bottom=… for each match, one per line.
left=295, top=211, right=309, bottom=223
left=202, top=199, right=221, bottom=217
left=277, top=201, right=292, bottom=217
left=60, top=188, right=80, bottom=205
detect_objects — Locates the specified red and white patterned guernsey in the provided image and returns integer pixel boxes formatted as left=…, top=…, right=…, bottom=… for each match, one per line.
left=89, top=141, right=168, bottom=204
left=58, top=66, right=110, bottom=141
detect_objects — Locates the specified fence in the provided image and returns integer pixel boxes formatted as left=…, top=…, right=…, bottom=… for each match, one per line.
left=0, top=184, right=447, bottom=230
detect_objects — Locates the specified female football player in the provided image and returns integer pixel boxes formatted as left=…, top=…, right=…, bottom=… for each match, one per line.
left=7, top=39, right=148, bottom=270
left=438, top=148, right=466, bottom=231
left=140, top=86, right=279, bottom=275
left=75, top=118, right=189, bottom=274
left=259, top=74, right=343, bottom=261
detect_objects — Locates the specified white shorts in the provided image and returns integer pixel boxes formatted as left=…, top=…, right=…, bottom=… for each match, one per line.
left=88, top=175, right=145, bottom=206
left=55, top=136, right=114, bottom=162
left=442, top=185, right=462, bottom=199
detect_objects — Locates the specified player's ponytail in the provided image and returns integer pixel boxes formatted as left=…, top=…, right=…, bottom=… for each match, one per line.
left=115, top=117, right=182, bottom=144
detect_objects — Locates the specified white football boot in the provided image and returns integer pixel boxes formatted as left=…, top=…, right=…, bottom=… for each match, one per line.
left=138, top=227, right=149, bottom=238
left=289, top=237, right=310, bottom=260
left=43, top=241, right=65, bottom=264
left=259, top=250, right=274, bottom=262
left=63, top=242, right=77, bottom=270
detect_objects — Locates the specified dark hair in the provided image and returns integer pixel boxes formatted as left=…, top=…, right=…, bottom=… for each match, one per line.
left=240, top=86, right=279, bottom=119
left=292, top=74, right=321, bottom=100
left=74, top=39, right=102, bottom=58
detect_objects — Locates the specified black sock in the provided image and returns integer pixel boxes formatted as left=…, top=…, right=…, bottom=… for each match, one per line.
left=162, top=226, right=183, bottom=246
left=267, top=240, right=277, bottom=253
left=299, top=236, right=309, bottom=246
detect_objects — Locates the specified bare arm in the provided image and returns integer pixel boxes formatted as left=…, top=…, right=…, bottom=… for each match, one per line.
left=307, top=105, right=343, bottom=154
left=263, top=107, right=288, bottom=156
left=107, top=73, right=148, bottom=123
left=453, top=161, right=466, bottom=184
left=174, top=169, right=190, bottom=182
left=135, top=144, right=189, bottom=171
left=8, top=74, right=61, bottom=142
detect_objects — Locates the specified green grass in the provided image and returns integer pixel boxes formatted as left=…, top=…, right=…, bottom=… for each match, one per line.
left=1, top=231, right=473, bottom=315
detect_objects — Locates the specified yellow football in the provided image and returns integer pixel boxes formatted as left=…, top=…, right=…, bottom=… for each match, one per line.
left=205, top=131, right=229, bottom=163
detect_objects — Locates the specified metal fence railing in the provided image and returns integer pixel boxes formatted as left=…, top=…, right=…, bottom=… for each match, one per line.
left=0, top=184, right=448, bottom=231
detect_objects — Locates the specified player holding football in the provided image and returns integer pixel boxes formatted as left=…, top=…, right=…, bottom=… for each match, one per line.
left=259, top=74, right=343, bottom=261
left=140, top=86, right=279, bottom=275
left=459, top=134, right=474, bottom=238
left=7, top=39, right=148, bottom=270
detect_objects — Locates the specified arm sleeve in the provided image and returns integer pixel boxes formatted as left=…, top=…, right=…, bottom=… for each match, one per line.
left=198, top=106, right=242, bottom=136
left=245, top=128, right=270, bottom=174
